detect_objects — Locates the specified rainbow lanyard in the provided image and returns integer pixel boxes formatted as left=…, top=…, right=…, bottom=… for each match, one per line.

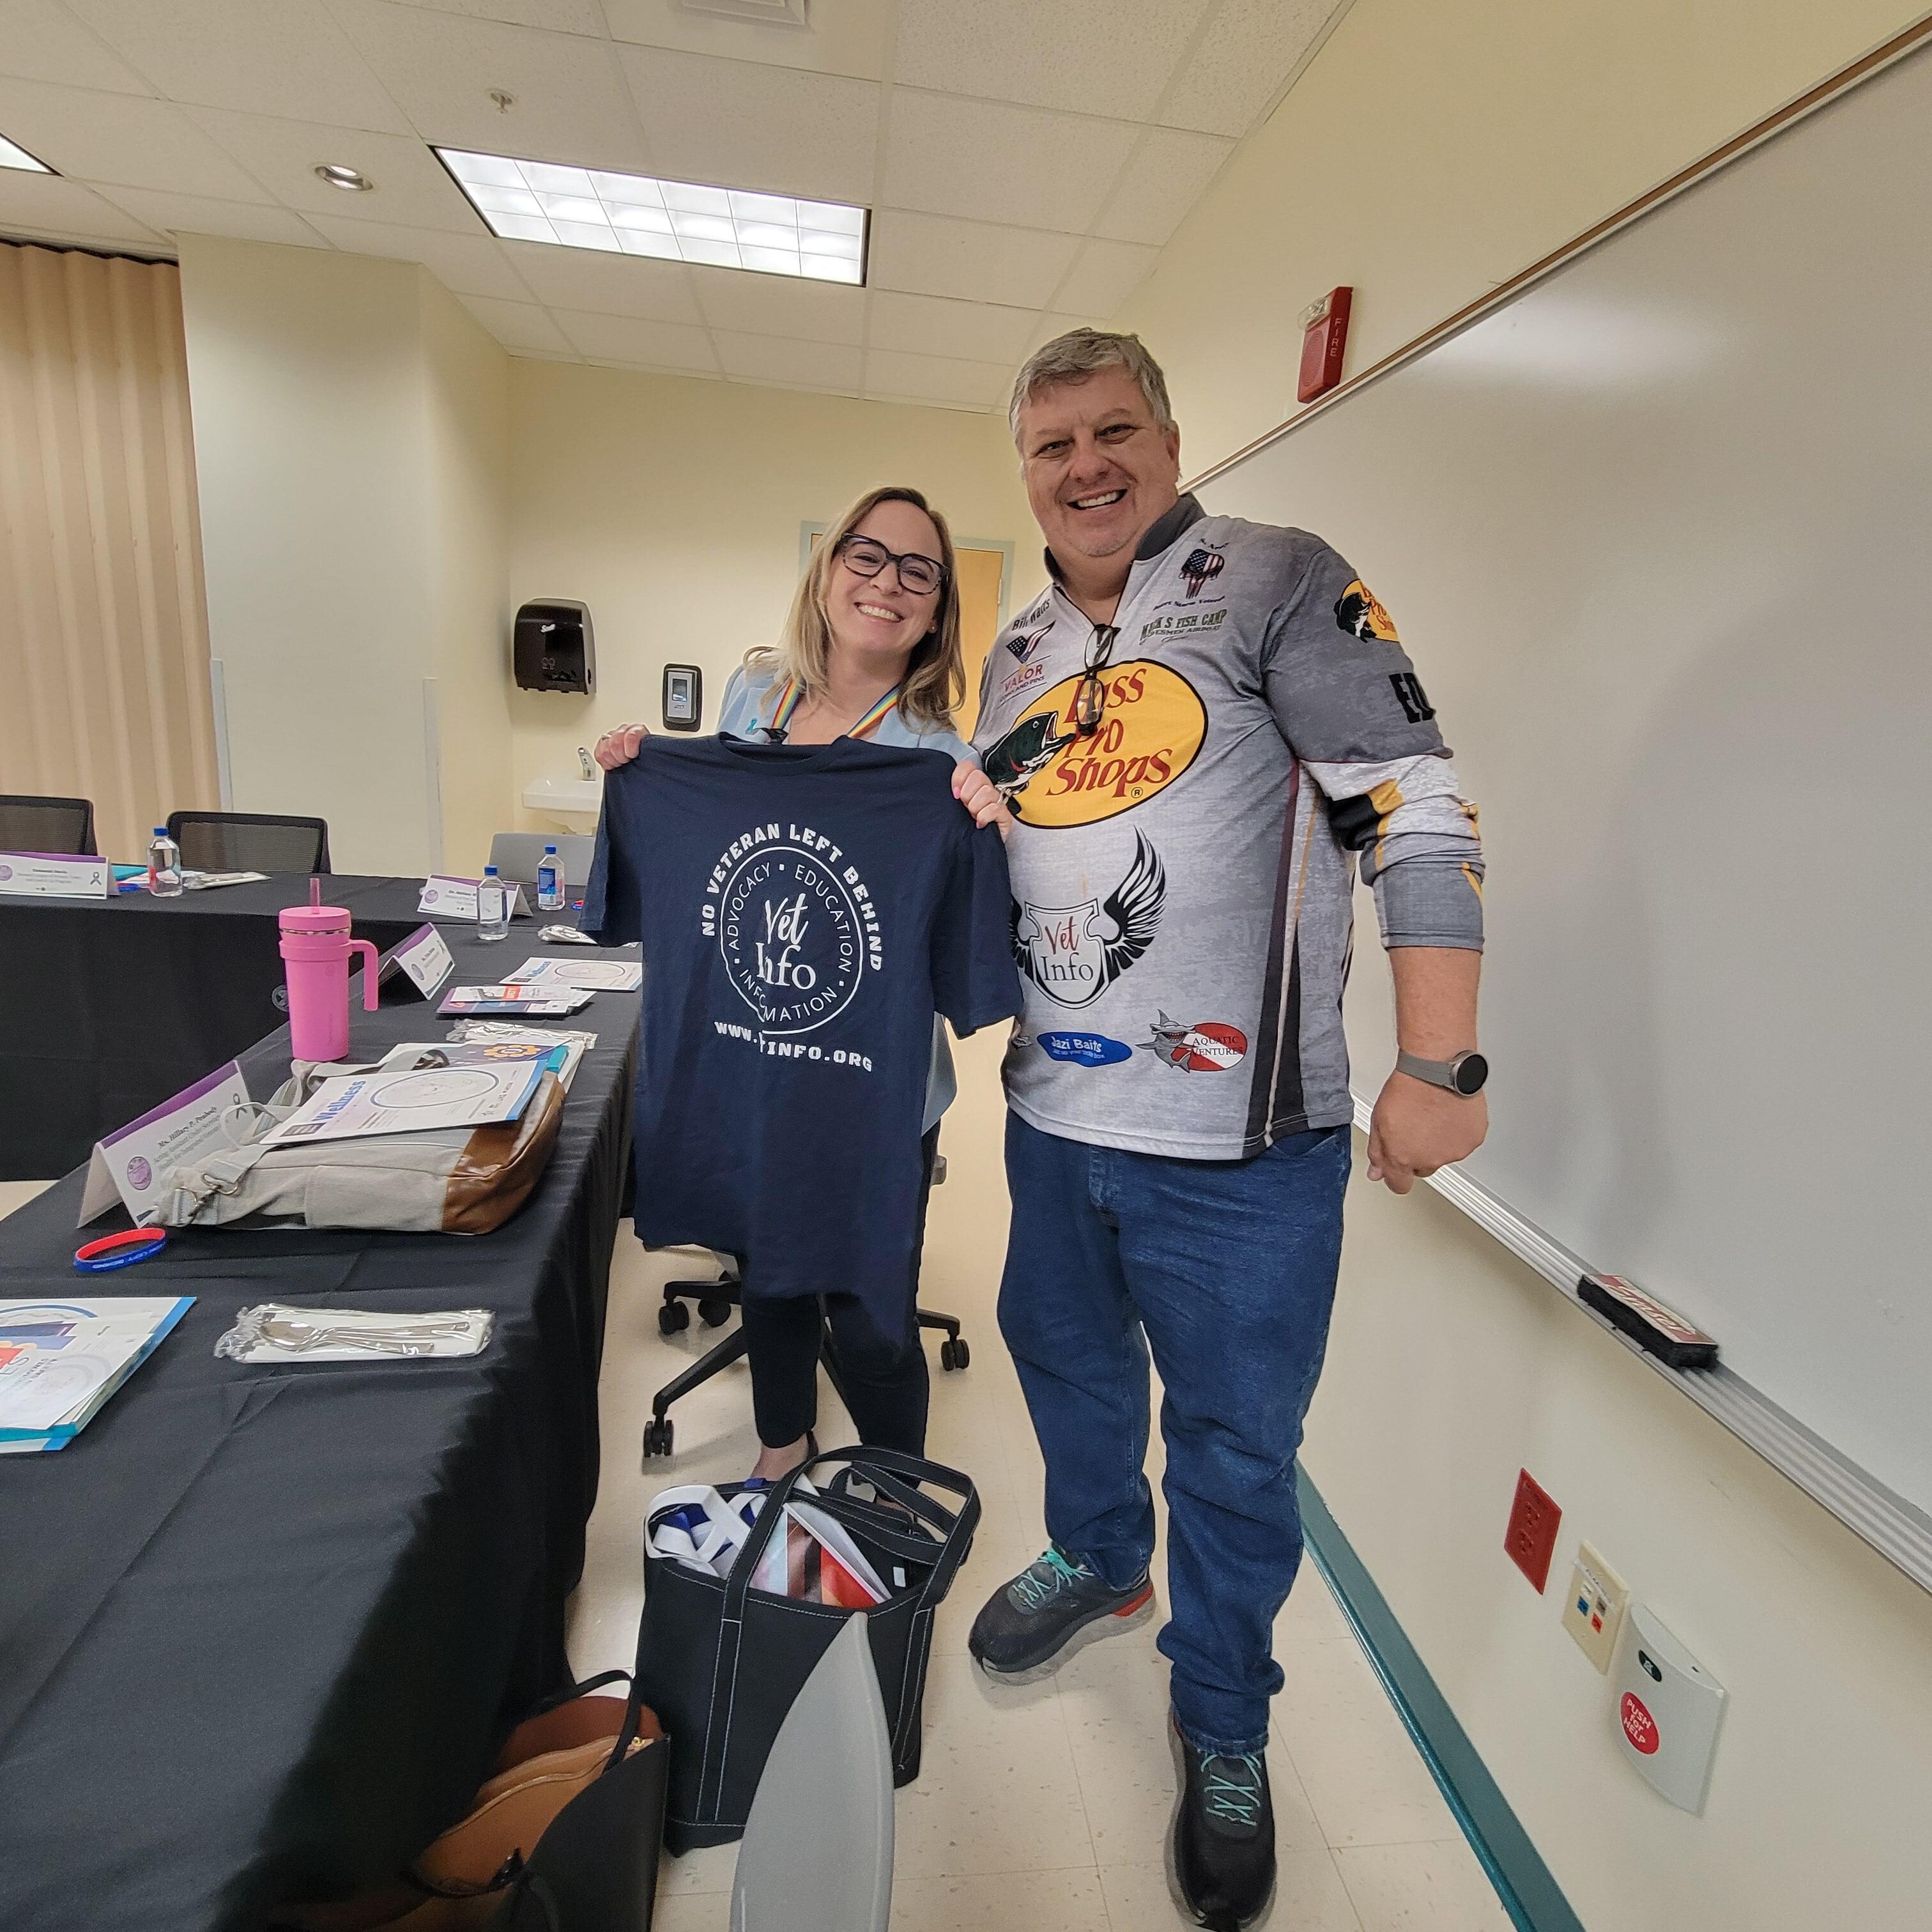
left=764, top=675, right=900, bottom=744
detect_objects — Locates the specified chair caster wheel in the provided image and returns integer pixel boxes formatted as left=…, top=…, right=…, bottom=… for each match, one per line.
left=658, top=1300, right=691, bottom=1336
left=644, top=1418, right=675, bottom=1458
left=939, top=1337, right=970, bottom=1372
left=698, top=1297, right=732, bottom=1328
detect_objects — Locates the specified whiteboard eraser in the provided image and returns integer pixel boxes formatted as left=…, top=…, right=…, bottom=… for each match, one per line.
left=1578, top=1274, right=1718, bottom=1370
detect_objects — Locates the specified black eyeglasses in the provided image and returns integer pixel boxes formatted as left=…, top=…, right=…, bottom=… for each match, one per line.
left=1070, top=623, right=1119, bottom=737
left=836, top=533, right=946, bottom=597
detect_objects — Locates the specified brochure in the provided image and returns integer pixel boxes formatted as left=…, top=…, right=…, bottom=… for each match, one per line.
left=0, top=1298, right=194, bottom=1452
left=505, top=956, right=643, bottom=993
left=263, top=1057, right=544, bottom=1146
left=377, top=1037, right=571, bottom=1084
left=441, top=1023, right=595, bottom=1091
left=436, top=984, right=594, bottom=1017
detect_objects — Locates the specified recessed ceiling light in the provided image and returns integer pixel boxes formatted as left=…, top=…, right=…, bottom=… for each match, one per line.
left=435, top=147, right=866, bottom=285
left=0, top=131, right=54, bottom=174
left=315, top=164, right=374, bottom=192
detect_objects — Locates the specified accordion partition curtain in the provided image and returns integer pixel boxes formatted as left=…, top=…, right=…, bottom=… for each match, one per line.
left=0, top=240, right=218, bottom=862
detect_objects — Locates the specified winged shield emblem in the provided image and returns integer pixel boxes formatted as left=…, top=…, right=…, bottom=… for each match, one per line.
left=1010, top=832, right=1166, bottom=1009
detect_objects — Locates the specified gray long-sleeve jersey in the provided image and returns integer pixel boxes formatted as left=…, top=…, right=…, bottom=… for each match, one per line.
left=971, top=495, right=1483, bottom=1159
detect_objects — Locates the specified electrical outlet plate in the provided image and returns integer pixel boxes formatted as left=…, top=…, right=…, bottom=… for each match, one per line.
left=1505, top=1468, right=1562, bottom=1592
left=1561, top=1540, right=1630, bottom=1673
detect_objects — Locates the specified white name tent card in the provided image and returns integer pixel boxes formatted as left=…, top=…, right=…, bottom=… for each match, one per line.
left=418, top=875, right=528, bottom=920
left=357, top=922, right=456, bottom=1003
left=79, top=1061, right=253, bottom=1226
left=0, top=852, right=111, bottom=900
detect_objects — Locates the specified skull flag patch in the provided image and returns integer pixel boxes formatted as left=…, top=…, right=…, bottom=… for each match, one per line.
left=1335, top=579, right=1400, bottom=643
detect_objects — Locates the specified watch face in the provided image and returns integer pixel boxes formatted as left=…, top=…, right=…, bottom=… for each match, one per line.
left=1453, top=1052, right=1489, bottom=1096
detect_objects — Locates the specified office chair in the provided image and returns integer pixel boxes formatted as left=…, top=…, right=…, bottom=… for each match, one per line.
left=0, top=793, right=96, bottom=856
left=167, top=810, right=331, bottom=875
left=643, top=1156, right=969, bottom=1460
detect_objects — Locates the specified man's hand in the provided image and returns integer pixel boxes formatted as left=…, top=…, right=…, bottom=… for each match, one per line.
left=1367, top=1072, right=1487, bottom=1192
left=593, top=724, right=650, bottom=770
left=953, top=760, right=1014, bottom=836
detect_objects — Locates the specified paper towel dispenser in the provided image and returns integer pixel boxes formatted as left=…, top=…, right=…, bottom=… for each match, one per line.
left=514, top=599, right=595, bottom=694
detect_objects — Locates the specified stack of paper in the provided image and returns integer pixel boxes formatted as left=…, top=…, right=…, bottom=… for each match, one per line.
left=436, top=983, right=594, bottom=1017
left=506, top=956, right=643, bottom=994
left=264, top=1056, right=546, bottom=1146
left=0, top=1298, right=194, bottom=1453
left=440, top=1023, right=596, bottom=1091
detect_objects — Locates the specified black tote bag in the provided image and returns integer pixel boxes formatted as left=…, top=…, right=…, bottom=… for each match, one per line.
left=634, top=1445, right=979, bottom=1855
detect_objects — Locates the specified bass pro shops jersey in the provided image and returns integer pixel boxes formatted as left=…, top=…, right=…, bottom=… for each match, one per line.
left=972, top=495, right=1485, bottom=1160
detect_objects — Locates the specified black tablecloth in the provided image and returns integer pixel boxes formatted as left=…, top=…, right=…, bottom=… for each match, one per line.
left=0, top=922, right=637, bottom=1932
left=0, top=875, right=498, bottom=1181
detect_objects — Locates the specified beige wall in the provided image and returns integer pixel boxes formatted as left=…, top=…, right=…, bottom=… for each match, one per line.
left=1116, top=3, right=1932, bottom=1926
left=178, top=236, right=512, bottom=877
left=505, top=360, right=1040, bottom=813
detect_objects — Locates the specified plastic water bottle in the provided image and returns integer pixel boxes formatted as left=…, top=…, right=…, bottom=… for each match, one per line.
left=146, top=826, right=183, bottom=897
left=477, top=864, right=510, bottom=942
left=536, top=843, right=565, bottom=912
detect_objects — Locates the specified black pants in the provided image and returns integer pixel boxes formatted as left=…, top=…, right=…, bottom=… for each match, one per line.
left=740, top=1126, right=940, bottom=1456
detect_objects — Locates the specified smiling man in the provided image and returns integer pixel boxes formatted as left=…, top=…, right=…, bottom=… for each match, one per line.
left=953, top=330, right=1489, bottom=1929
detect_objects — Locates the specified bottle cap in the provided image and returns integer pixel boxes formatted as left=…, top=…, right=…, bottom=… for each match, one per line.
left=484, top=865, right=500, bottom=876
left=153, top=827, right=166, bottom=836
left=544, top=844, right=557, bottom=853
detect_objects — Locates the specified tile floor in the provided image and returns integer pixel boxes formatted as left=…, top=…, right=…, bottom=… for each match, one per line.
left=569, top=1045, right=1515, bottom=1932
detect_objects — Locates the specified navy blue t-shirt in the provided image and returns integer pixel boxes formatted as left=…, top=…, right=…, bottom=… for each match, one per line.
left=581, top=734, right=1021, bottom=1342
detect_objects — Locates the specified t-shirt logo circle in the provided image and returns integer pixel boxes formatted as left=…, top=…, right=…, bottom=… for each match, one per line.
left=718, top=843, right=866, bottom=1035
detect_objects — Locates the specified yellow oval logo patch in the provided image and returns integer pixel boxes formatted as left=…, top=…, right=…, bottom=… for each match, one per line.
left=989, top=659, right=1207, bottom=828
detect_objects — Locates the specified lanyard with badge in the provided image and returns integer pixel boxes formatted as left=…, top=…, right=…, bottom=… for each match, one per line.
left=762, top=676, right=901, bottom=745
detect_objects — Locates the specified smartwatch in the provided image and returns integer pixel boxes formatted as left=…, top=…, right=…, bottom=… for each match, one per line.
left=1396, top=1048, right=1489, bottom=1096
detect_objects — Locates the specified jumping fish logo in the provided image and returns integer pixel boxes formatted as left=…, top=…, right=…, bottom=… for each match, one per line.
left=982, top=711, right=1076, bottom=803
left=1335, top=579, right=1400, bottom=642
left=1179, top=547, right=1225, bottom=599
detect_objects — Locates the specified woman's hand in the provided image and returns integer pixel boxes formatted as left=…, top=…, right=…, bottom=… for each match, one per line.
left=953, top=760, right=1014, bottom=838
left=593, top=724, right=650, bottom=770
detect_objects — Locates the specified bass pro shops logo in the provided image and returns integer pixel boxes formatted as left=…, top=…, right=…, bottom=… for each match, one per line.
left=981, top=660, right=1207, bottom=827
left=1011, top=832, right=1165, bottom=1009
left=701, top=823, right=882, bottom=1035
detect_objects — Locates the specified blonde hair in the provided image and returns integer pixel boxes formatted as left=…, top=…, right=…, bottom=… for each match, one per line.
left=747, top=486, right=964, bottom=732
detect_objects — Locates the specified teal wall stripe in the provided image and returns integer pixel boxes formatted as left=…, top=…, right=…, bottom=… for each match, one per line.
left=1297, top=1469, right=1587, bottom=1932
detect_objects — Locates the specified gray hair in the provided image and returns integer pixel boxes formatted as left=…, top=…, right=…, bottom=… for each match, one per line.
left=1008, top=328, right=1175, bottom=444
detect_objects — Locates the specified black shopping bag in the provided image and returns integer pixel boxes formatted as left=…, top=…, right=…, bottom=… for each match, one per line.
left=635, top=1445, right=979, bottom=1855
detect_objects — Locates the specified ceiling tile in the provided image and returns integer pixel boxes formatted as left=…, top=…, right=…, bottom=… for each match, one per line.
left=0, top=171, right=165, bottom=248
left=0, top=80, right=273, bottom=200
left=305, top=213, right=534, bottom=298
left=1052, top=238, right=1160, bottom=317
left=601, top=0, right=891, bottom=82
left=1023, top=310, right=1118, bottom=356
left=868, top=210, right=1079, bottom=309
left=883, top=92, right=1136, bottom=234
left=95, top=188, right=330, bottom=248
left=330, top=0, right=649, bottom=169
left=1156, top=0, right=1344, bottom=137
left=552, top=308, right=718, bottom=370
left=894, top=0, right=1214, bottom=121
left=689, top=266, right=865, bottom=345
left=0, top=0, right=154, bottom=93
left=186, top=109, right=485, bottom=231
left=866, top=289, right=1036, bottom=364
left=457, top=292, right=574, bottom=353
left=620, top=48, right=878, bottom=204
left=500, top=240, right=701, bottom=323
left=864, top=347, right=1012, bottom=412
left=391, top=0, right=608, bottom=32
left=714, top=330, right=862, bottom=393
left=64, top=0, right=412, bottom=134
left=1091, top=126, right=1232, bottom=245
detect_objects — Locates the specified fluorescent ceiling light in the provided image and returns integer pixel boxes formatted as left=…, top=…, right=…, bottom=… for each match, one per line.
left=436, top=148, right=866, bottom=284
left=0, top=131, right=53, bottom=174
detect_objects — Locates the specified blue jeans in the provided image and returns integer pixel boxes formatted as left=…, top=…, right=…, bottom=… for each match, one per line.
left=998, top=1112, right=1351, bottom=1755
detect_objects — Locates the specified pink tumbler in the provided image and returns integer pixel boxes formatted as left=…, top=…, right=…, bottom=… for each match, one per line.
left=279, top=880, right=379, bottom=1064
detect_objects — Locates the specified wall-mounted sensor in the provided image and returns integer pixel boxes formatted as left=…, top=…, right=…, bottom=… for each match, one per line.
left=1614, top=1606, right=1727, bottom=1813
left=663, top=663, right=702, bottom=732
left=514, top=600, right=595, bottom=694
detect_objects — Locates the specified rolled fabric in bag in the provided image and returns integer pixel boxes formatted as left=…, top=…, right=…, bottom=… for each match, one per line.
left=635, top=1446, right=979, bottom=1855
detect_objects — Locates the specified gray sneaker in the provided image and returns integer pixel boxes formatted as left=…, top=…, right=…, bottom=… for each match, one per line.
left=968, top=1545, right=1156, bottom=1683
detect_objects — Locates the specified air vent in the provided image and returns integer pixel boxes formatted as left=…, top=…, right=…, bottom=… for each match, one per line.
left=678, top=0, right=808, bottom=26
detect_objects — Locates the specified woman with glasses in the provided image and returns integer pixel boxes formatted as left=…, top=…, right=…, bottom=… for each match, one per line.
left=593, top=484, right=1000, bottom=1483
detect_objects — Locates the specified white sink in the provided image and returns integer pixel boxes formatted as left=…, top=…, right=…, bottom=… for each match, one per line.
left=522, top=775, right=602, bottom=830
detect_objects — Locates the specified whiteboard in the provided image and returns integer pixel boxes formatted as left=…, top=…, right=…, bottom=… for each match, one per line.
left=1202, top=44, right=1931, bottom=1516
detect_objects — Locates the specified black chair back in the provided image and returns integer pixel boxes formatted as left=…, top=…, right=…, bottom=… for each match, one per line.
left=167, top=811, right=330, bottom=875
left=0, top=793, right=97, bottom=857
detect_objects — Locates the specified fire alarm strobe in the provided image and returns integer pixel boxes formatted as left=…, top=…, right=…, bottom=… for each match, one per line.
left=1297, top=286, right=1353, bottom=404
left=1615, top=1606, right=1728, bottom=1814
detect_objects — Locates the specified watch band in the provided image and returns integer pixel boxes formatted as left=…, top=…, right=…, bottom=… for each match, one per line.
left=1397, top=1048, right=1488, bottom=1096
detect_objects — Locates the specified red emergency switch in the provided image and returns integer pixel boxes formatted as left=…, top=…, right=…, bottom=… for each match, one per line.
left=1505, top=1468, right=1562, bottom=1593
left=1296, top=285, right=1353, bottom=403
